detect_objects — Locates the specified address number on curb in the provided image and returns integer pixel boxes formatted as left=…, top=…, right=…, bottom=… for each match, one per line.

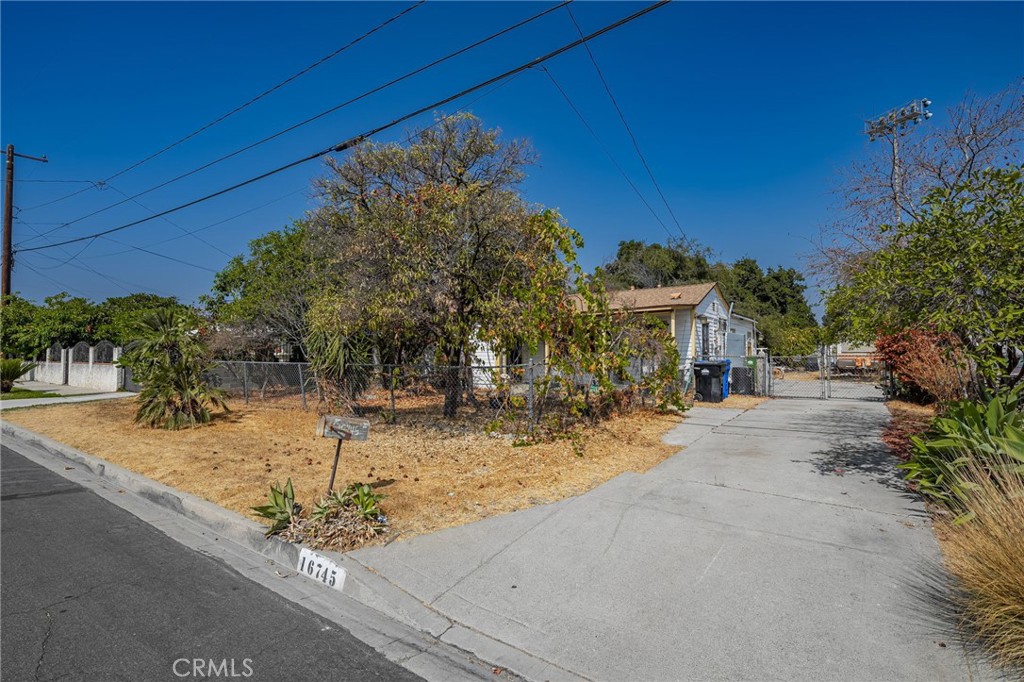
left=297, top=548, right=347, bottom=592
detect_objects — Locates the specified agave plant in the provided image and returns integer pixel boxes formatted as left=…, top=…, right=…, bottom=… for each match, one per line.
left=118, top=308, right=227, bottom=429
left=0, top=359, right=37, bottom=393
left=251, top=479, right=300, bottom=537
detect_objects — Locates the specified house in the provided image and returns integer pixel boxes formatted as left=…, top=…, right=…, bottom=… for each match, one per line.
left=471, top=282, right=756, bottom=391
left=515, top=282, right=739, bottom=368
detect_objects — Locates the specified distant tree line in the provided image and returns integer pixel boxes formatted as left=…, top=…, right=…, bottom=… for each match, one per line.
left=601, top=239, right=819, bottom=355
left=0, top=292, right=190, bottom=358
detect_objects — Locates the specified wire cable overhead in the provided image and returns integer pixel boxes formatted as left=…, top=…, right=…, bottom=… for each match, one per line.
left=19, top=0, right=574, bottom=247
left=564, top=4, right=686, bottom=237
left=17, top=0, right=671, bottom=255
left=18, top=1, right=427, bottom=213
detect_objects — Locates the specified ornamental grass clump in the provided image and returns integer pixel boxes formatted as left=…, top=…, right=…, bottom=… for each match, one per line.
left=938, top=450, right=1024, bottom=670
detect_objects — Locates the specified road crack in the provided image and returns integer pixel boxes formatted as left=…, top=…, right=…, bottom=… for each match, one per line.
left=34, top=611, right=54, bottom=681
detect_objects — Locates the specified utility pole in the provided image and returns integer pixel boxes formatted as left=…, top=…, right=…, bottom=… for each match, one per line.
left=2, top=144, right=49, bottom=303
left=864, top=99, right=932, bottom=223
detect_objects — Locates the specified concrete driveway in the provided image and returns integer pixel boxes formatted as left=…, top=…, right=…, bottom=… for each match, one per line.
left=352, top=400, right=990, bottom=681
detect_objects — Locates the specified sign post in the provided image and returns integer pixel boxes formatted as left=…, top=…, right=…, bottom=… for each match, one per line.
left=315, top=415, right=370, bottom=494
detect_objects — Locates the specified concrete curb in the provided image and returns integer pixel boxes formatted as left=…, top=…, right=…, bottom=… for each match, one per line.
left=0, top=421, right=586, bottom=682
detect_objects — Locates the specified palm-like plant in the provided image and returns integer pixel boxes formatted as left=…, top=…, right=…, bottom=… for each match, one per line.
left=0, top=359, right=37, bottom=393
left=118, top=308, right=227, bottom=429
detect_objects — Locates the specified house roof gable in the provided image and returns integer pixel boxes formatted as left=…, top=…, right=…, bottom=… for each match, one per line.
left=606, top=282, right=720, bottom=311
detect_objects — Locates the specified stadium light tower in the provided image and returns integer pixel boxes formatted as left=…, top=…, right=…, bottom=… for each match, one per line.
left=864, top=98, right=933, bottom=222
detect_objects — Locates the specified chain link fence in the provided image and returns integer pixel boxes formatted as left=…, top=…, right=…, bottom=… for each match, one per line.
left=208, top=360, right=685, bottom=428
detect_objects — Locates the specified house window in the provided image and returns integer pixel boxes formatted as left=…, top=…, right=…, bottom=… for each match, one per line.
left=701, top=322, right=710, bottom=359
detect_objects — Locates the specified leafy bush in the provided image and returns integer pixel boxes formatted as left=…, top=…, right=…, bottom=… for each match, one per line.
left=291, top=482, right=387, bottom=550
left=251, top=479, right=299, bottom=537
left=901, top=388, right=1024, bottom=504
left=875, top=328, right=969, bottom=403
left=0, top=359, right=37, bottom=393
left=312, top=483, right=386, bottom=523
left=118, top=308, right=227, bottom=429
left=939, top=452, right=1024, bottom=670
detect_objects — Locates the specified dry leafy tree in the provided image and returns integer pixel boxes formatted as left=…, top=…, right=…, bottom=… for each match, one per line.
left=814, top=80, right=1024, bottom=287
left=306, top=114, right=586, bottom=417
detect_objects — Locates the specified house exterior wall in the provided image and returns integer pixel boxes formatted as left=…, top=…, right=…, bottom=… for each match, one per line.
left=727, top=317, right=757, bottom=357
left=675, top=308, right=693, bottom=366
left=694, top=289, right=730, bottom=359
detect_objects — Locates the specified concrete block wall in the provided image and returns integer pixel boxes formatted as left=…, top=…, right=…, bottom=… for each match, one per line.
left=28, top=344, right=125, bottom=392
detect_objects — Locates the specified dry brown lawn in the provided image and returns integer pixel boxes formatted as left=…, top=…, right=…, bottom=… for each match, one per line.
left=4, top=399, right=683, bottom=542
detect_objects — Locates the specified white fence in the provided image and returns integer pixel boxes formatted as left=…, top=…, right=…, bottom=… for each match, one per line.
left=30, top=341, right=127, bottom=392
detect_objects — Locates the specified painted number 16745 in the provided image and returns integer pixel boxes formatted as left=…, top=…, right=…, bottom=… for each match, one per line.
left=297, top=548, right=347, bottom=592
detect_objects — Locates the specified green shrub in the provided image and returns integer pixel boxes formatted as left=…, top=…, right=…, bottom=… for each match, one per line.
left=0, top=359, right=37, bottom=393
left=901, top=387, right=1024, bottom=504
left=118, top=308, right=227, bottom=429
left=312, top=483, right=386, bottom=522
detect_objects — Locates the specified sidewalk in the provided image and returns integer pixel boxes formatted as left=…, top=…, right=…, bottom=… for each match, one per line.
left=0, top=381, right=133, bottom=410
left=351, top=400, right=992, bottom=681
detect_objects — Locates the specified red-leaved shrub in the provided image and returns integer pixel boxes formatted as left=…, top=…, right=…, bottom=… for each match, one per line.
left=875, top=329, right=969, bottom=403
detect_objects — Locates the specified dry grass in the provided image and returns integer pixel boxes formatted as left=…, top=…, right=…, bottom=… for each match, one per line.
left=884, top=400, right=937, bottom=461
left=936, top=454, right=1024, bottom=671
left=693, top=394, right=769, bottom=410
left=3, top=398, right=682, bottom=542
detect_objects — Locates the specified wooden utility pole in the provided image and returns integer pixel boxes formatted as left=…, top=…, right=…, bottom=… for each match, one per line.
left=2, top=144, right=48, bottom=303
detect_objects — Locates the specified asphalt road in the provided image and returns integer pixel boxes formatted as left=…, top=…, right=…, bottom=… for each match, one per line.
left=0, top=443, right=424, bottom=682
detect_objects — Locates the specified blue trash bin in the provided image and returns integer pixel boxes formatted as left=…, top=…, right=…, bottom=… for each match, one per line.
left=722, top=359, right=732, bottom=398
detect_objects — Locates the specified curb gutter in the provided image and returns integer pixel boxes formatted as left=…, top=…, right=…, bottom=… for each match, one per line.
left=1, top=422, right=587, bottom=682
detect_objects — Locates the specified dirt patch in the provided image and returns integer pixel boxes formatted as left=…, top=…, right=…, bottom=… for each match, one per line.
left=3, top=399, right=682, bottom=543
left=883, top=400, right=936, bottom=460
left=693, top=395, right=768, bottom=410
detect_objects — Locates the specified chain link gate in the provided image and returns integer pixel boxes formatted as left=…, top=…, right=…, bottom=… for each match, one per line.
left=767, top=348, right=889, bottom=401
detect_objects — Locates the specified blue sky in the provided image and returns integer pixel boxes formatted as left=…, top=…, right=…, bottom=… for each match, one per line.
left=2, top=1, right=1022, bottom=310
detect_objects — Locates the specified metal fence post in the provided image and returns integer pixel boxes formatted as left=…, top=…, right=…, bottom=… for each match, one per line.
left=526, top=360, right=535, bottom=429
left=297, top=363, right=307, bottom=410
left=242, top=361, right=249, bottom=404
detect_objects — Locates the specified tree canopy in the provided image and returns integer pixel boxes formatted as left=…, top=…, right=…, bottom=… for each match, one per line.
left=1, top=291, right=187, bottom=359
left=305, top=114, right=593, bottom=414
left=601, top=240, right=819, bottom=354
left=826, top=166, right=1024, bottom=387
left=201, top=222, right=315, bottom=359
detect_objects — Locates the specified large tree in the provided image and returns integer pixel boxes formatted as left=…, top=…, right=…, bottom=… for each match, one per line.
left=307, top=113, right=582, bottom=416
left=826, top=167, right=1024, bottom=388
left=94, top=293, right=188, bottom=346
left=202, top=222, right=316, bottom=360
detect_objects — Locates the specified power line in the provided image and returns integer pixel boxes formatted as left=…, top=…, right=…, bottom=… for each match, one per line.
left=18, top=1, right=427, bottom=214
left=103, top=183, right=231, bottom=257
left=15, top=220, right=178, bottom=296
left=18, top=1, right=670, bottom=256
left=62, top=72, right=522, bottom=275
left=539, top=67, right=674, bottom=239
left=19, top=261, right=94, bottom=298
left=564, top=4, right=685, bottom=237
left=17, top=179, right=94, bottom=184
left=81, top=73, right=522, bottom=261
left=80, top=188, right=309, bottom=259
left=19, top=1, right=574, bottom=246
